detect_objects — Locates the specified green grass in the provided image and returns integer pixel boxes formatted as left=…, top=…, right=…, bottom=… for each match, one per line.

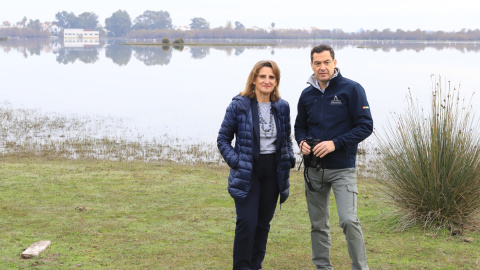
left=1, top=156, right=479, bottom=269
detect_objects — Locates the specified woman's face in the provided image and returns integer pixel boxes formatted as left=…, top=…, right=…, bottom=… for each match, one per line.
left=253, top=67, right=276, bottom=97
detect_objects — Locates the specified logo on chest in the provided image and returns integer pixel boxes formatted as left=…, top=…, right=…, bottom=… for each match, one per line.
left=330, top=95, right=342, bottom=105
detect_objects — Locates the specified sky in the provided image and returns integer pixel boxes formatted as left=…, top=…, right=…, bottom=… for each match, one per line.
left=1, top=0, right=480, bottom=32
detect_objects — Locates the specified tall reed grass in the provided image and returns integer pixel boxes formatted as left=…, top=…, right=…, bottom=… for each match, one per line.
left=376, top=76, right=480, bottom=231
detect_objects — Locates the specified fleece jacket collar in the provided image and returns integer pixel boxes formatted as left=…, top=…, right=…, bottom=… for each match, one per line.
left=307, top=67, right=340, bottom=92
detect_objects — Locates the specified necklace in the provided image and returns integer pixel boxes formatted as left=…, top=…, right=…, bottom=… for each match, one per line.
left=258, top=104, right=274, bottom=138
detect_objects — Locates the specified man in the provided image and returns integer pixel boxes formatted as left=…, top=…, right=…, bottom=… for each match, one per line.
left=294, top=44, right=373, bottom=270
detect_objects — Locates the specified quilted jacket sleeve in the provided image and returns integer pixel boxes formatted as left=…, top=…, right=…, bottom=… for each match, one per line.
left=217, top=100, right=240, bottom=169
left=294, top=89, right=308, bottom=146
left=287, top=110, right=296, bottom=169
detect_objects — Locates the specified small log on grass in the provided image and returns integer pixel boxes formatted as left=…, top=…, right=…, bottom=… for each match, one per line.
left=21, top=240, right=51, bottom=258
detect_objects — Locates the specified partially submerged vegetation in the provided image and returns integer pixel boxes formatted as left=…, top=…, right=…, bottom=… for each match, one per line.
left=0, top=101, right=222, bottom=164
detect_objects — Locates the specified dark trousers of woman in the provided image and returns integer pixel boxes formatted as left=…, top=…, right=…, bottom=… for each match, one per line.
left=233, top=154, right=279, bottom=270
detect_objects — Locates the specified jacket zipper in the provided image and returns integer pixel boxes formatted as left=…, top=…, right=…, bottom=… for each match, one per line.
left=319, top=93, right=324, bottom=140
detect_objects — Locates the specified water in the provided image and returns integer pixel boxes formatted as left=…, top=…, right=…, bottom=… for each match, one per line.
left=1, top=38, right=480, bottom=161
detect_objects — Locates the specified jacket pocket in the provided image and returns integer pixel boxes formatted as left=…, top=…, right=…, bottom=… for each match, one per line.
left=228, top=151, right=240, bottom=169
left=346, top=184, right=358, bottom=214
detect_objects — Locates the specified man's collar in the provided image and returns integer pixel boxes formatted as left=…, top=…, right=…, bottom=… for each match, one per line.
left=307, top=68, right=340, bottom=92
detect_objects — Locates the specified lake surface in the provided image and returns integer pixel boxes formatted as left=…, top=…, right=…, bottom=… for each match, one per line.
left=1, top=38, right=480, bottom=159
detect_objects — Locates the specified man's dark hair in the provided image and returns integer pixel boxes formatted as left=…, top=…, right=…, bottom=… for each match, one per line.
left=310, top=44, right=335, bottom=62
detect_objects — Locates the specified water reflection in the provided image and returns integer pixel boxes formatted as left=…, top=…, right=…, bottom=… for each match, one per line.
left=190, top=47, right=210, bottom=59
left=0, top=38, right=51, bottom=58
left=55, top=47, right=99, bottom=64
left=172, top=45, right=184, bottom=51
left=63, top=39, right=99, bottom=47
left=354, top=40, right=479, bottom=53
left=235, top=48, right=245, bottom=56
left=105, top=43, right=132, bottom=66
left=0, top=38, right=478, bottom=65
left=132, top=46, right=172, bottom=66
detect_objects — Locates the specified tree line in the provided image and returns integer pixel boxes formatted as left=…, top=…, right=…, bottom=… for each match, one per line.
left=1, top=9, right=480, bottom=41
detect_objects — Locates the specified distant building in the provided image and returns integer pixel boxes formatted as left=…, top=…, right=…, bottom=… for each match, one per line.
left=41, top=21, right=52, bottom=31
left=50, top=25, right=60, bottom=36
left=176, top=25, right=190, bottom=31
left=63, top=28, right=99, bottom=39
left=63, top=29, right=99, bottom=47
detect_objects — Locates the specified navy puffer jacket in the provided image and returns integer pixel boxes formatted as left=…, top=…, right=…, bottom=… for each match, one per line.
left=217, top=95, right=296, bottom=203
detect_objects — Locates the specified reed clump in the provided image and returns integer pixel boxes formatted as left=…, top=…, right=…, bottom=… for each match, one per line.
left=376, top=76, right=480, bottom=232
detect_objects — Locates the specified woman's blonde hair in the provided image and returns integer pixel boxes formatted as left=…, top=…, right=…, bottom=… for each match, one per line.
left=240, top=60, right=281, bottom=102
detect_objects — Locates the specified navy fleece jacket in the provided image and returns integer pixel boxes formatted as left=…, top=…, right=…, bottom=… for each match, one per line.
left=294, top=71, right=373, bottom=169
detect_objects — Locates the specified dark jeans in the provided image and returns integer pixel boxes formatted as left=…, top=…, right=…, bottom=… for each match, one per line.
left=233, top=154, right=279, bottom=270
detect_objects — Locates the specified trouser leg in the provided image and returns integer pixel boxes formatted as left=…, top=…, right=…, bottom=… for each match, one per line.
left=251, top=154, right=278, bottom=270
left=233, top=154, right=278, bottom=270
left=305, top=168, right=333, bottom=270
left=330, top=169, right=369, bottom=270
left=233, top=178, right=260, bottom=270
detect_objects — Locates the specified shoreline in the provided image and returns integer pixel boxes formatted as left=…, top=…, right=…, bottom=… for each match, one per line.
left=119, top=42, right=276, bottom=46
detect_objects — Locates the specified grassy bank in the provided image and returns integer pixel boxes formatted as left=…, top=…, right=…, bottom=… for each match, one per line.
left=0, top=156, right=479, bottom=269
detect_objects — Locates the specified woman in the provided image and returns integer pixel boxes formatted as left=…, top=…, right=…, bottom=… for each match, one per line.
left=217, top=60, right=296, bottom=270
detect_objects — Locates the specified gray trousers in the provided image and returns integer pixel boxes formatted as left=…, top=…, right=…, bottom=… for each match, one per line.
left=305, top=167, right=369, bottom=270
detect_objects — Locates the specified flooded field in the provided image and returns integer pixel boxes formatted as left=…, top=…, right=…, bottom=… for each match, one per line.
left=0, top=101, right=223, bottom=164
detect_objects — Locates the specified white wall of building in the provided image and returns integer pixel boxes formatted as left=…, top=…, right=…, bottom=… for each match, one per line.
left=64, top=29, right=99, bottom=38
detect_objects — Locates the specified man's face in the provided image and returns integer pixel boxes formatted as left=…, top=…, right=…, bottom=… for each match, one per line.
left=311, top=51, right=337, bottom=86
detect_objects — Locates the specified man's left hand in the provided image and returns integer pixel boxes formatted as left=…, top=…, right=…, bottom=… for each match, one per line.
left=312, top=140, right=335, bottom=158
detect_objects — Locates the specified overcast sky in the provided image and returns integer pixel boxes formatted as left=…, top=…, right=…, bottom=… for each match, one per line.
left=2, top=0, right=479, bottom=32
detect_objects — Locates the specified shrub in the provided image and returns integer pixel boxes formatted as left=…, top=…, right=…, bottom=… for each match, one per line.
left=162, top=37, right=170, bottom=44
left=172, top=37, right=184, bottom=44
left=376, top=76, right=480, bottom=232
